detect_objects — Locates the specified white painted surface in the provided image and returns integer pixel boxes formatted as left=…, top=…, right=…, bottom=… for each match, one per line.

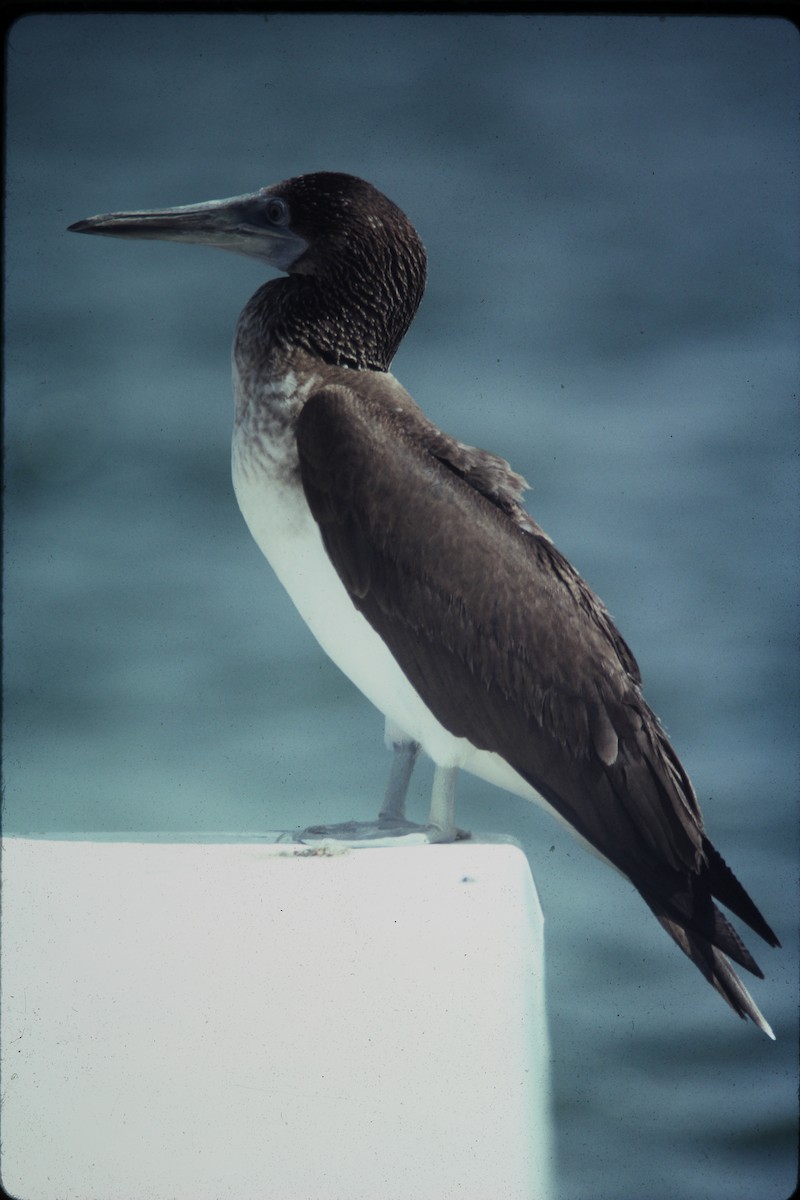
left=1, top=836, right=552, bottom=1200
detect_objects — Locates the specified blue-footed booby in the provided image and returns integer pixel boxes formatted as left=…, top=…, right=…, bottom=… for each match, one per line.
left=69, top=171, right=779, bottom=1035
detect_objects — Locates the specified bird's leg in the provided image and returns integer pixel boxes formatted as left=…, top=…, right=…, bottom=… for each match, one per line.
left=425, top=764, right=470, bottom=843
left=427, top=764, right=457, bottom=838
left=379, top=731, right=421, bottom=820
left=296, top=727, right=465, bottom=846
left=295, top=728, right=425, bottom=845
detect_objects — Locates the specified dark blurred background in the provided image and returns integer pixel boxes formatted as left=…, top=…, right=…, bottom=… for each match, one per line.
left=4, top=13, right=798, bottom=1199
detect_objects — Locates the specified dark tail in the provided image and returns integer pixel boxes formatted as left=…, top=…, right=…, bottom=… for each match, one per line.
left=701, top=835, right=781, bottom=948
left=649, top=905, right=775, bottom=1038
left=641, top=840, right=779, bottom=1038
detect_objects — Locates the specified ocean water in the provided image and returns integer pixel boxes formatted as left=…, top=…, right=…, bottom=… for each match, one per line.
left=4, top=13, right=798, bottom=1200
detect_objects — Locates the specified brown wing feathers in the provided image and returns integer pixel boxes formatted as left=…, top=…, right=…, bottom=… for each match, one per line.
left=296, top=383, right=778, bottom=1020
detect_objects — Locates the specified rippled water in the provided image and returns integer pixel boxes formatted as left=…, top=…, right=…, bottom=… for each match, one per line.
left=5, top=14, right=798, bottom=1199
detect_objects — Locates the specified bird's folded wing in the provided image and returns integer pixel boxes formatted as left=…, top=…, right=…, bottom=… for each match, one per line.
left=296, top=383, right=705, bottom=880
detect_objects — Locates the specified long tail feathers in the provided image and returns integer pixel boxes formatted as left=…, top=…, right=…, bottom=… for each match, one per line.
left=651, top=907, right=776, bottom=1039
left=701, top=835, right=781, bottom=948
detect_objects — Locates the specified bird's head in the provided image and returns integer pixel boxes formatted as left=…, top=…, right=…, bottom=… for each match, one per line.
left=70, top=171, right=427, bottom=369
left=70, top=171, right=425, bottom=292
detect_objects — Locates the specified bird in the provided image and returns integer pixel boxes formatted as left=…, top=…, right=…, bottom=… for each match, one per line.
left=69, top=170, right=779, bottom=1035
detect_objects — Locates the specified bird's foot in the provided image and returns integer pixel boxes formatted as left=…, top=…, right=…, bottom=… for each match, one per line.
left=293, top=817, right=471, bottom=848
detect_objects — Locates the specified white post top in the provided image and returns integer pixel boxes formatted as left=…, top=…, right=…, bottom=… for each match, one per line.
left=1, top=836, right=552, bottom=1200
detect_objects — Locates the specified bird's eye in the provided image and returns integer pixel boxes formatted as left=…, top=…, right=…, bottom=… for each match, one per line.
left=264, top=197, right=290, bottom=226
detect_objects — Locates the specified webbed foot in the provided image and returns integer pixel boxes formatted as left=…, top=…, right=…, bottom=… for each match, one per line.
left=294, top=817, right=470, bottom=848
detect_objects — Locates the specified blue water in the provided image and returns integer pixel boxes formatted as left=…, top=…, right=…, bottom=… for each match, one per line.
left=4, top=13, right=798, bottom=1199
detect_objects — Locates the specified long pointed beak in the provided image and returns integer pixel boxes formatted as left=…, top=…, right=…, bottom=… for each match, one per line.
left=68, top=191, right=308, bottom=271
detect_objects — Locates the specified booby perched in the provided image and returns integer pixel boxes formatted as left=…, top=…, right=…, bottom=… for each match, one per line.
left=70, top=171, right=779, bottom=1035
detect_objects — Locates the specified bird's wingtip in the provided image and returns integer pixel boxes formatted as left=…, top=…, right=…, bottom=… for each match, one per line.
left=754, top=1010, right=776, bottom=1041
left=725, top=960, right=775, bottom=1039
